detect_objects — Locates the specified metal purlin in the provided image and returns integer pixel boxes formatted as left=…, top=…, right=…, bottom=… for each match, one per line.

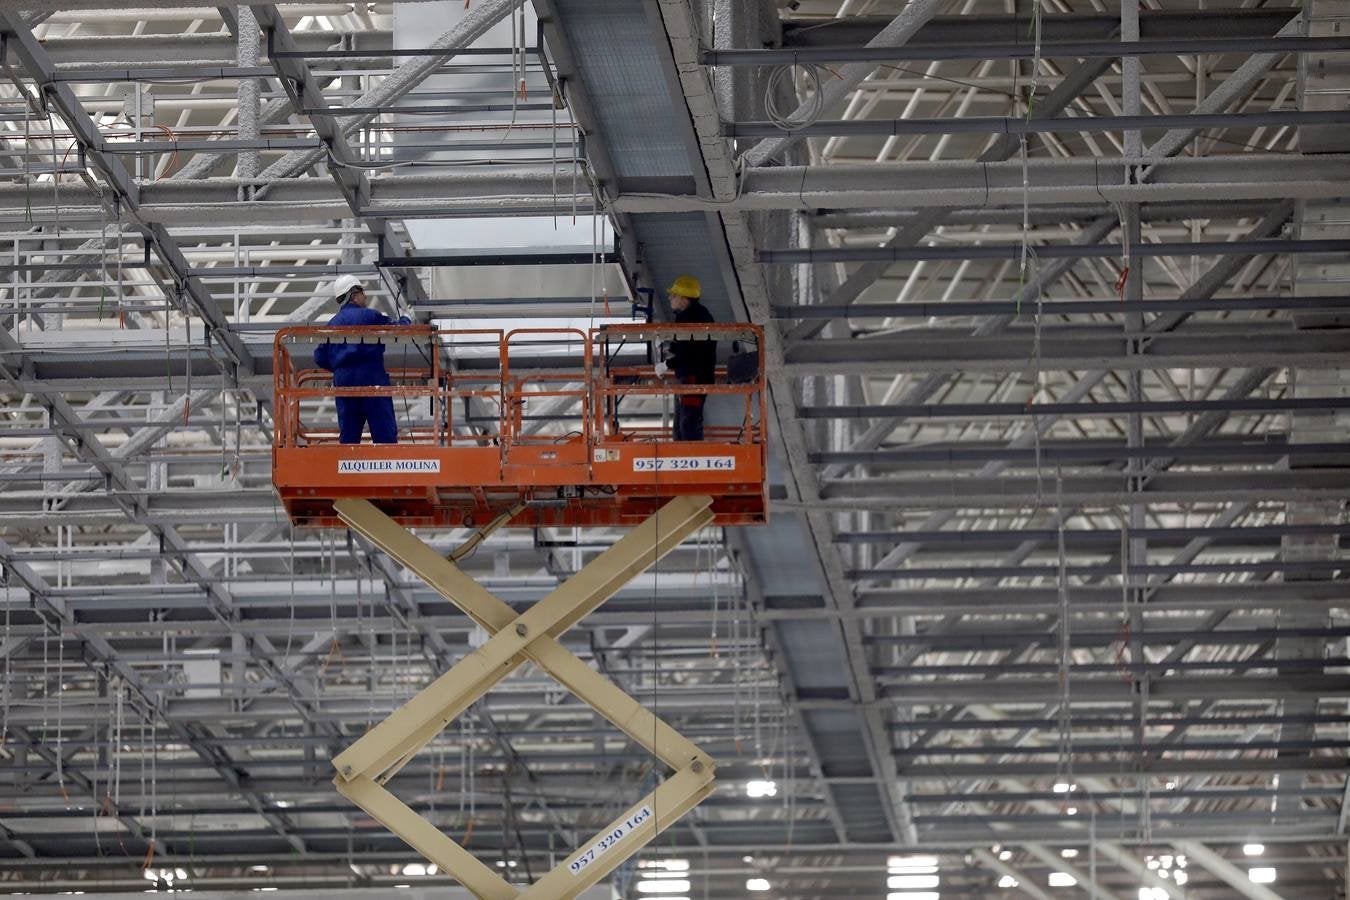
left=329, top=495, right=717, bottom=899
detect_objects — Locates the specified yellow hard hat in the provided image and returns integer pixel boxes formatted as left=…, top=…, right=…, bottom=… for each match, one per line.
left=667, top=274, right=701, bottom=299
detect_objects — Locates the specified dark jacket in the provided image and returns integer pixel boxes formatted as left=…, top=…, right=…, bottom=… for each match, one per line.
left=314, top=302, right=410, bottom=385
left=668, top=299, right=716, bottom=384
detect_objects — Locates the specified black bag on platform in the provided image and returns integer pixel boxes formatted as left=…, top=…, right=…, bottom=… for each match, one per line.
left=729, top=348, right=761, bottom=383
left=726, top=342, right=760, bottom=384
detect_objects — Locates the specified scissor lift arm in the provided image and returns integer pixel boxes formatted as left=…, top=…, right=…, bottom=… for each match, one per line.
left=330, top=496, right=718, bottom=900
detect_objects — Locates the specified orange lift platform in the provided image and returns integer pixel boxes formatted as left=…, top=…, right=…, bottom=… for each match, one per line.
left=271, top=322, right=767, bottom=528
left=270, top=322, right=766, bottom=898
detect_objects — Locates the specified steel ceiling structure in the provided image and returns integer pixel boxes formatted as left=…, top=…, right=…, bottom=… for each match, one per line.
left=1, top=1, right=1348, bottom=899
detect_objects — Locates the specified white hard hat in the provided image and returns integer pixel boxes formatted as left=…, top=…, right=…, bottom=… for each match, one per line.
left=332, top=274, right=364, bottom=302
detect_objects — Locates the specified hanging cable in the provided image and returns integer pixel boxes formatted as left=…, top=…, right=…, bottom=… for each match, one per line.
left=449, top=500, right=525, bottom=562
left=284, top=529, right=297, bottom=668
left=708, top=531, right=720, bottom=659
left=496, top=0, right=526, bottom=145
left=97, top=193, right=109, bottom=321
left=1112, top=201, right=1132, bottom=301
left=764, top=63, right=825, bottom=132
left=649, top=436, right=661, bottom=854
left=0, top=565, right=9, bottom=750
left=115, top=202, right=126, bottom=329
left=56, top=631, right=66, bottom=800
left=43, top=90, right=62, bottom=238
left=1054, top=467, right=1073, bottom=801
left=551, top=79, right=560, bottom=228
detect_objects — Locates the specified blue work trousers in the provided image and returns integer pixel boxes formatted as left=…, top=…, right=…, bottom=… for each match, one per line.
left=334, top=367, right=398, bottom=444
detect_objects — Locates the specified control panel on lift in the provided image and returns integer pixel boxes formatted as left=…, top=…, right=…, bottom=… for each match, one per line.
left=271, top=323, right=767, bottom=528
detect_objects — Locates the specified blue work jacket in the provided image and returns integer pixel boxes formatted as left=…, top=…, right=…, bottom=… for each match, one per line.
left=314, top=302, right=411, bottom=386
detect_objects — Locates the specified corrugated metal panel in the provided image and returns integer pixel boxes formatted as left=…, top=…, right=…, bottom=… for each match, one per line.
left=552, top=0, right=692, bottom=178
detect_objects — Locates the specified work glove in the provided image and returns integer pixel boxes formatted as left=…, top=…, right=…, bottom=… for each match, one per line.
left=654, top=360, right=670, bottom=378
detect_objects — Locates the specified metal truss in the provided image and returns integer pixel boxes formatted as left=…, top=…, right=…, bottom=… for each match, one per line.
left=1, top=1, right=1348, bottom=898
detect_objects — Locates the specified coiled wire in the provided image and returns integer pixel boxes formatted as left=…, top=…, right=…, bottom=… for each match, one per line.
left=763, top=63, right=825, bottom=132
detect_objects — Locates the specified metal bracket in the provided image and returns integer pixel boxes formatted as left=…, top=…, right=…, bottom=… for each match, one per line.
left=329, top=495, right=717, bottom=899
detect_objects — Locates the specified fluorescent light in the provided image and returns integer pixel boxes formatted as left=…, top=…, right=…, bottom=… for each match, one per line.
left=888, top=855, right=939, bottom=876
left=1138, top=888, right=1167, bottom=900
left=742, top=856, right=755, bottom=864
left=636, top=880, right=692, bottom=894
left=1243, top=843, right=1265, bottom=857
left=997, top=875, right=1018, bottom=888
left=1065, top=806, right=1078, bottom=816
left=888, top=874, right=939, bottom=890
left=745, top=780, right=778, bottom=799
left=401, top=864, right=426, bottom=877
left=640, top=859, right=690, bottom=871
left=885, top=894, right=939, bottom=900
left=1048, top=872, right=1077, bottom=887
left=998, top=850, right=1013, bottom=861
left=1248, top=867, right=1277, bottom=884
left=249, top=867, right=269, bottom=874
left=745, top=878, right=771, bottom=891
left=1053, top=782, right=1071, bottom=793
left=1060, top=849, right=1078, bottom=859
left=1174, top=871, right=1188, bottom=886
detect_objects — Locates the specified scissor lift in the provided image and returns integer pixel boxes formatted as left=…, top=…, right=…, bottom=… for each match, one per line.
left=272, top=323, right=767, bottom=528
left=271, top=324, right=766, bottom=899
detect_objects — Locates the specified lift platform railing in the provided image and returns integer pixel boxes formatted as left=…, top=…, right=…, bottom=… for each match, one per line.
left=592, top=322, right=766, bottom=447
left=273, top=322, right=766, bottom=452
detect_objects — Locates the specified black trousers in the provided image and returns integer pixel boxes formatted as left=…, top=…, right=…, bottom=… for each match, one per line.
left=674, top=396, right=705, bottom=441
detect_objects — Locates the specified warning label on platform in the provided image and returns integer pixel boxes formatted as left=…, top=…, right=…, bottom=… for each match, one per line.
left=337, top=459, right=441, bottom=474
left=632, top=456, right=735, bottom=472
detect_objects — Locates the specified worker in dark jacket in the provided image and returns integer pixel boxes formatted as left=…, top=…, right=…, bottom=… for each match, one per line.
left=313, top=275, right=411, bottom=444
left=655, top=274, right=716, bottom=441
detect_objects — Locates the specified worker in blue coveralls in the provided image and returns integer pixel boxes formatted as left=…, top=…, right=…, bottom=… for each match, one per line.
left=313, top=274, right=411, bottom=444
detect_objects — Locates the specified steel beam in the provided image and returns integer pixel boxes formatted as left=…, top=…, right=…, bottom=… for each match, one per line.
left=0, top=13, right=253, bottom=376
left=710, top=34, right=1350, bottom=66
left=780, top=9, right=1299, bottom=49
left=614, top=154, right=1350, bottom=212
left=741, top=0, right=945, bottom=166
left=733, top=108, right=1350, bottom=139
left=247, top=6, right=430, bottom=306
